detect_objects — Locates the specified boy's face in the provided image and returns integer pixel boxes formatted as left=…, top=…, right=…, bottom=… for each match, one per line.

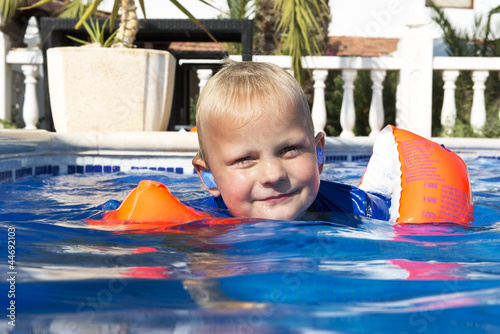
left=195, top=105, right=325, bottom=220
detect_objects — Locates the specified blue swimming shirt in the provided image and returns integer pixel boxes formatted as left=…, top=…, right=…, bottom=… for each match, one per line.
left=186, top=180, right=391, bottom=221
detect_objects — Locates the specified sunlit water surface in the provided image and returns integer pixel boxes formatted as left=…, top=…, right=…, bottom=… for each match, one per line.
left=1, top=158, right=500, bottom=333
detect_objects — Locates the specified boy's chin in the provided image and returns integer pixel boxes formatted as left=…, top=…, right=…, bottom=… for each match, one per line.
left=251, top=208, right=303, bottom=221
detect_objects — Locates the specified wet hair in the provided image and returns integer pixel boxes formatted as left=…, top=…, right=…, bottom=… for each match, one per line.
left=196, top=60, right=314, bottom=163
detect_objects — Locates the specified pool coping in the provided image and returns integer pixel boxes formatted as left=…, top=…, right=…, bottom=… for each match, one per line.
left=3, top=129, right=500, bottom=151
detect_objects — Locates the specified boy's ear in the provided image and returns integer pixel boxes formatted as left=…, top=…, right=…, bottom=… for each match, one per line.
left=315, top=131, right=326, bottom=174
left=192, top=157, right=221, bottom=197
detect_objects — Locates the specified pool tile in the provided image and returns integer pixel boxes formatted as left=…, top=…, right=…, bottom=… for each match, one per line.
left=0, top=170, right=13, bottom=182
left=16, top=167, right=33, bottom=179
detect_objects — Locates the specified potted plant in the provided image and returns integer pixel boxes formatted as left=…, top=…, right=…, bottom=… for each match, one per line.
left=3, top=0, right=217, bottom=133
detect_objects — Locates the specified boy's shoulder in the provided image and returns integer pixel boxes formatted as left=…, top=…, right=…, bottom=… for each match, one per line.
left=314, top=180, right=390, bottom=220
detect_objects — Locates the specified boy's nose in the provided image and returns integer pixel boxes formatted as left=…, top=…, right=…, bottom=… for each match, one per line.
left=259, top=159, right=287, bottom=186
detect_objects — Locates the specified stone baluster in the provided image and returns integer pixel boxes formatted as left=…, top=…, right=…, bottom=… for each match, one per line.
left=21, top=65, right=39, bottom=129
left=311, top=69, right=328, bottom=132
left=197, top=69, right=213, bottom=94
left=340, top=70, right=357, bottom=137
left=440, top=70, right=459, bottom=135
left=368, top=70, right=386, bottom=137
left=470, top=70, right=489, bottom=134
left=22, top=17, right=41, bottom=129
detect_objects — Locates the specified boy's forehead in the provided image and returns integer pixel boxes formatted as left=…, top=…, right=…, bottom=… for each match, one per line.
left=205, top=98, right=305, bottom=127
left=202, top=104, right=312, bottom=144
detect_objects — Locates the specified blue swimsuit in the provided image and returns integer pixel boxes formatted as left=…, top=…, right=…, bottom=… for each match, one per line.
left=187, top=180, right=391, bottom=221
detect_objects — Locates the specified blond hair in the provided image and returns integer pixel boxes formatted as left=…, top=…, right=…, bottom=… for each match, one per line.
left=196, top=60, right=313, bottom=163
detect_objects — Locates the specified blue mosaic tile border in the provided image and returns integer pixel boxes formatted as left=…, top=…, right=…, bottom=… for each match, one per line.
left=478, top=156, right=500, bottom=160
left=325, top=154, right=371, bottom=163
left=130, top=166, right=184, bottom=174
left=0, top=153, right=371, bottom=184
left=0, top=170, right=13, bottom=183
left=67, top=165, right=122, bottom=174
left=0, top=165, right=61, bottom=182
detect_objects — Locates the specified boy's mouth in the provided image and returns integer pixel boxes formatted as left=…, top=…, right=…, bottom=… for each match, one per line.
left=258, top=190, right=299, bottom=203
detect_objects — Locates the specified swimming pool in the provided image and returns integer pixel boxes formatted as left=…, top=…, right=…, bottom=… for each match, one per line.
left=1, top=153, right=500, bottom=333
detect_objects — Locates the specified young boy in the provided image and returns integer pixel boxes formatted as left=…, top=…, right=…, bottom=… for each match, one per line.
left=191, top=60, right=390, bottom=221
left=95, top=61, right=472, bottom=226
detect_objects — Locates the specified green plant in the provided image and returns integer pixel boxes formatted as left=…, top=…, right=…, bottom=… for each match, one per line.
left=274, top=0, right=330, bottom=84
left=1, top=0, right=21, bottom=22
left=189, top=94, right=199, bottom=126
left=0, top=118, right=17, bottom=128
left=227, top=0, right=257, bottom=19
left=21, top=0, right=219, bottom=48
left=430, top=3, right=500, bottom=57
left=66, top=18, right=117, bottom=47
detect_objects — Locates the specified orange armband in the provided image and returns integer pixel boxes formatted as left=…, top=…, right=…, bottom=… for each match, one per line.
left=87, top=180, right=211, bottom=230
left=359, top=125, right=474, bottom=224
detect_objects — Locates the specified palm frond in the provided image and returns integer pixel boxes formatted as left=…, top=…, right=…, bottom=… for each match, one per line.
left=55, top=0, right=85, bottom=18
left=227, top=0, right=257, bottom=19
left=170, top=0, right=217, bottom=42
left=430, top=4, right=473, bottom=56
left=67, top=18, right=117, bottom=47
left=274, top=0, right=329, bottom=84
left=1, top=0, right=25, bottom=23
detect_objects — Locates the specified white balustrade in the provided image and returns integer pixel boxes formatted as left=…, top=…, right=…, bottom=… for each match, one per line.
left=368, top=70, right=386, bottom=137
left=21, top=65, right=40, bottom=129
left=339, top=70, right=357, bottom=137
left=470, top=70, right=489, bottom=134
left=440, top=70, right=459, bottom=135
left=311, top=70, right=328, bottom=133
left=4, top=17, right=43, bottom=129
left=197, top=69, right=213, bottom=94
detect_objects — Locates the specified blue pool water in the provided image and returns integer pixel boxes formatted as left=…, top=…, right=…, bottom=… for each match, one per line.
left=1, top=158, right=500, bottom=333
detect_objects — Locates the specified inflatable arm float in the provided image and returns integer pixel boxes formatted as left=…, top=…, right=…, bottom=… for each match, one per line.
left=359, top=125, right=474, bottom=224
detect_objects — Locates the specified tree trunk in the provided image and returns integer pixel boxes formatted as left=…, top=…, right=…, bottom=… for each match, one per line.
left=253, top=0, right=279, bottom=55
left=112, top=0, right=138, bottom=48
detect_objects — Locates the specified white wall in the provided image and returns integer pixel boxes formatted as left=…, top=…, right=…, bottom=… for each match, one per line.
left=99, top=0, right=500, bottom=41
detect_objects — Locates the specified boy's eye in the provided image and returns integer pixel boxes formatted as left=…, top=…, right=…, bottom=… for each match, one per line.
left=281, top=146, right=302, bottom=157
left=233, top=156, right=255, bottom=166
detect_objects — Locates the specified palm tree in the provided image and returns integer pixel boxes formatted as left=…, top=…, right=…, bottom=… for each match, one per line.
left=274, top=0, right=330, bottom=84
left=253, top=0, right=280, bottom=55
left=430, top=3, right=500, bottom=56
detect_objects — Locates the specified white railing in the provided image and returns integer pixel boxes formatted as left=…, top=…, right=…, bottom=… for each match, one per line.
left=1, top=17, right=43, bottom=130
left=433, top=57, right=500, bottom=135
left=3, top=16, right=500, bottom=138
left=229, top=55, right=401, bottom=138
